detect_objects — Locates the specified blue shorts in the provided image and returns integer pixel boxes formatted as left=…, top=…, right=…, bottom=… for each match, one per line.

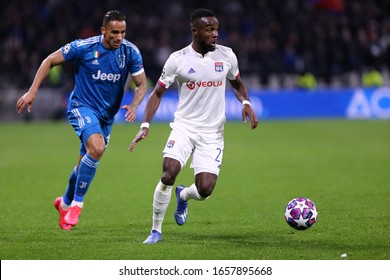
left=67, top=106, right=112, bottom=156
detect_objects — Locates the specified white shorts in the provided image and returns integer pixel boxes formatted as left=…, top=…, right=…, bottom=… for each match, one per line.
left=162, top=124, right=224, bottom=176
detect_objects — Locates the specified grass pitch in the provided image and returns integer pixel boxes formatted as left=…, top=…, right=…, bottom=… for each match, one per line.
left=0, top=119, right=389, bottom=260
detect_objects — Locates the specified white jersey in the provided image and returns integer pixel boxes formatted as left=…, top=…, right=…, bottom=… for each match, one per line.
left=158, top=44, right=240, bottom=132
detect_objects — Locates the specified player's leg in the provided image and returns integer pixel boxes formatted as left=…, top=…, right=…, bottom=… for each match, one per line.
left=181, top=172, right=218, bottom=200
left=143, top=158, right=181, bottom=244
left=63, top=164, right=80, bottom=206
left=174, top=173, right=218, bottom=226
left=65, top=133, right=103, bottom=225
left=144, top=127, right=193, bottom=243
left=54, top=163, right=80, bottom=230
left=54, top=107, right=84, bottom=229
left=64, top=107, right=111, bottom=226
left=175, top=130, right=224, bottom=224
left=189, top=130, right=223, bottom=197
left=174, top=174, right=219, bottom=226
left=74, top=132, right=105, bottom=203
left=154, top=158, right=181, bottom=230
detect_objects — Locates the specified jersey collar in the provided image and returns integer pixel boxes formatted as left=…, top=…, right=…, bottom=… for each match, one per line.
left=190, top=43, right=215, bottom=58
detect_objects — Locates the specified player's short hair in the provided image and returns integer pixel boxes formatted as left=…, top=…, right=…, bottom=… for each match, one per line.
left=103, top=10, right=126, bottom=27
left=190, top=9, right=215, bottom=24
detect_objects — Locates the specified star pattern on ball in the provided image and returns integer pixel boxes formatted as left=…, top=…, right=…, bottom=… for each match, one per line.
left=284, top=197, right=318, bottom=230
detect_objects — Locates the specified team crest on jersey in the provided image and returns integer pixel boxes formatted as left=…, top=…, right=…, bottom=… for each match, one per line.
left=94, top=51, right=100, bottom=58
left=118, top=54, right=126, bottom=69
left=167, top=140, right=175, bottom=148
left=215, top=62, right=224, bottom=72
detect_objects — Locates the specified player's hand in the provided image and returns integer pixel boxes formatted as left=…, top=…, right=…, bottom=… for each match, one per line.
left=121, top=104, right=137, bottom=123
left=16, top=92, right=36, bottom=113
left=129, top=128, right=149, bottom=152
left=242, top=105, right=259, bottom=129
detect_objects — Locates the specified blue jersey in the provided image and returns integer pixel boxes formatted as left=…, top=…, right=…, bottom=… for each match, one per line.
left=61, top=35, right=144, bottom=123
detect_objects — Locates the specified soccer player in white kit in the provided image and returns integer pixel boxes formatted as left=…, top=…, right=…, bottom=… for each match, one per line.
left=130, top=8, right=258, bottom=243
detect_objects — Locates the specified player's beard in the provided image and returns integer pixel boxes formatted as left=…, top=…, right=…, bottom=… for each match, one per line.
left=200, top=41, right=215, bottom=52
left=208, top=44, right=216, bottom=52
left=196, top=38, right=216, bottom=54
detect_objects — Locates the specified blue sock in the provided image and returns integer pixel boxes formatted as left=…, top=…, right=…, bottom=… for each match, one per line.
left=74, top=154, right=99, bottom=203
left=63, top=165, right=78, bottom=205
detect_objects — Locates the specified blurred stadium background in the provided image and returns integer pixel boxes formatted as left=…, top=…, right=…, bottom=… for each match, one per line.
left=1, top=0, right=389, bottom=121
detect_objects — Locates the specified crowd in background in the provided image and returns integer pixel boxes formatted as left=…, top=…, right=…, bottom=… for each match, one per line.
left=1, top=0, right=390, bottom=90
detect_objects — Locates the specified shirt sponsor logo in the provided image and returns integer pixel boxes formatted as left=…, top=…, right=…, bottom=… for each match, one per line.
left=186, top=80, right=223, bottom=90
left=92, top=70, right=121, bottom=82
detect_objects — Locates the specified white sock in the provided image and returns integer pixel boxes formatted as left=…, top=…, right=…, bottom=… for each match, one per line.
left=180, top=183, right=206, bottom=201
left=60, top=200, right=70, bottom=211
left=152, top=181, right=173, bottom=233
left=71, top=201, right=84, bottom=208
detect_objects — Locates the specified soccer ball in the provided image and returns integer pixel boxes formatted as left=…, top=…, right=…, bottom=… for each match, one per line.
left=284, top=197, right=318, bottom=230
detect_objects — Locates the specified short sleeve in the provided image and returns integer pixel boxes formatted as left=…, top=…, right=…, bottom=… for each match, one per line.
left=128, top=45, right=144, bottom=76
left=158, top=54, right=177, bottom=88
left=61, top=40, right=80, bottom=62
left=226, top=50, right=240, bottom=80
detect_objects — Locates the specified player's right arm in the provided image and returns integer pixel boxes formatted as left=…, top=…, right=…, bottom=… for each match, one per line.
left=128, top=82, right=166, bottom=152
left=16, top=49, right=65, bottom=113
left=129, top=53, right=177, bottom=152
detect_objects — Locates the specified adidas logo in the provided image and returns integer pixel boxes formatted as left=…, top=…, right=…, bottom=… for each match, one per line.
left=92, top=59, right=99, bottom=65
left=187, top=68, right=196, bottom=74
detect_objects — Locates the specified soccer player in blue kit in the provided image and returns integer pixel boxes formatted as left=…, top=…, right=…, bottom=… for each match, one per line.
left=16, top=10, right=147, bottom=230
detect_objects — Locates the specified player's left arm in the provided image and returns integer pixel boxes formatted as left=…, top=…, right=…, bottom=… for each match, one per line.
left=122, top=71, right=147, bottom=122
left=229, top=76, right=259, bottom=129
